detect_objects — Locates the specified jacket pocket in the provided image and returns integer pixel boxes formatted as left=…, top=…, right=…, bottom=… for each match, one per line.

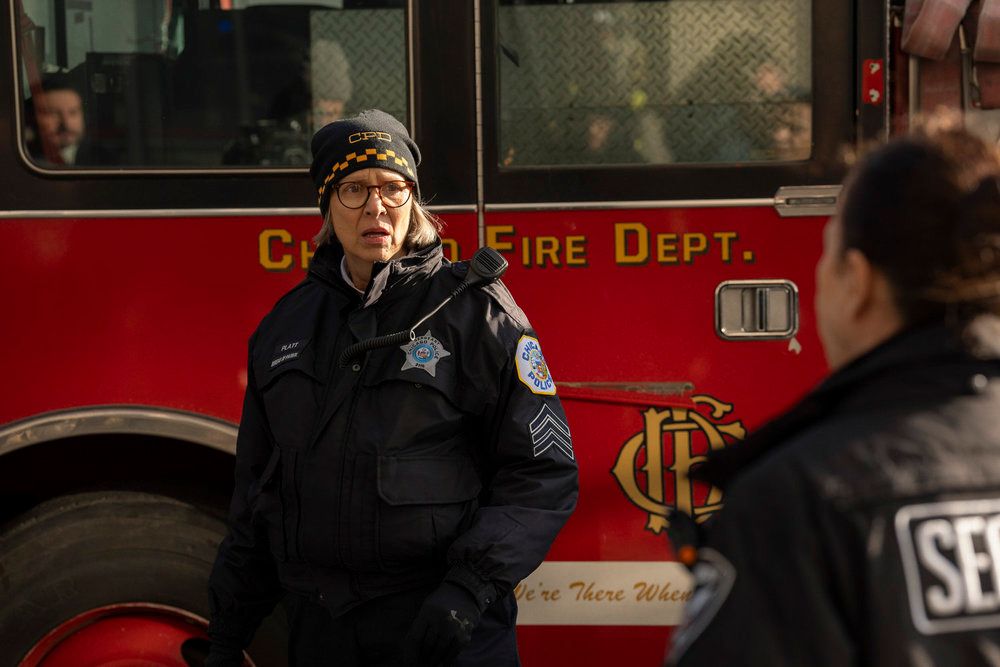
left=255, top=341, right=322, bottom=451
left=249, top=448, right=287, bottom=562
left=376, top=455, right=482, bottom=569
left=361, top=342, right=487, bottom=417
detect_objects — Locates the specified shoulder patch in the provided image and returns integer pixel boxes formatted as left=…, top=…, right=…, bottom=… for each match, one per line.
left=667, top=548, right=736, bottom=662
left=529, top=404, right=573, bottom=459
left=896, top=498, right=1000, bottom=635
left=516, top=335, right=556, bottom=395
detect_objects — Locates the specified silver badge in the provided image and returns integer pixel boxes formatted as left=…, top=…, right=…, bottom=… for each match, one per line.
left=400, top=330, right=451, bottom=377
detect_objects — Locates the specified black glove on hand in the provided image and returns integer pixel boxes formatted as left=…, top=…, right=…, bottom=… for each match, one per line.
left=403, top=582, right=483, bottom=666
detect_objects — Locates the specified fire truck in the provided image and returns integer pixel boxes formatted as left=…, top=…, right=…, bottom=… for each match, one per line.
left=0, top=0, right=979, bottom=664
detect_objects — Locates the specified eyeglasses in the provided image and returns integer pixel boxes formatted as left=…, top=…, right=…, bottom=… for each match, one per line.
left=335, top=181, right=414, bottom=209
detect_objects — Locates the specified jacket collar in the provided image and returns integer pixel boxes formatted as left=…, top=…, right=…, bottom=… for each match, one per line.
left=308, top=239, right=444, bottom=307
left=694, top=316, right=1000, bottom=489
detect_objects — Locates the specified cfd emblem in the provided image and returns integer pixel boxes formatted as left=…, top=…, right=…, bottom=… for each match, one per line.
left=611, top=394, right=746, bottom=534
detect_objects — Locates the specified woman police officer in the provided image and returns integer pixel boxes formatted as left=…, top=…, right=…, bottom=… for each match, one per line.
left=206, top=110, right=578, bottom=666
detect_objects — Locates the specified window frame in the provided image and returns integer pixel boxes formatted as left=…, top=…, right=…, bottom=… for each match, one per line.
left=0, top=0, right=476, bottom=211
left=481, top=0, right=856, bottom=206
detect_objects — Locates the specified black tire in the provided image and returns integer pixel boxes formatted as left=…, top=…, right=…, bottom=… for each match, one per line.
left=0, top=491, right=287, bottom=666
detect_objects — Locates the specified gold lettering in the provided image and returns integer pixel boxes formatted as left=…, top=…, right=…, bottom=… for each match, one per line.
left=713, top=231, right=738, bottom=263
left=259, top=229, right=294, bottom=271
left=535, top=236, right=561, bottom=267
left=634, top=581, right=694, bottom=603
left=486, top=225, right=515, bottom=253
left=612, top=400, right=741, bottom=533
left=656, top=233, right=678, bottom=264
left=441, top=238, right=460, bottom=261
left=347, top=131, right=392, bottom=143
left=665, top=407, right=708, bottom=519
left=299, top=240, right=314, bottom=268
left=682, top=233, right=709, bottom=264
left=634, top=581, right=655, bottom=602
left=612, top=422, right=672, bottom=533
left=515, top=581, right=562, bottom=603
left=566, top=235, right=587, bottom=266
left=615, top=222, right=649, bottom=264
left=567, top=580, right=625, bottom=602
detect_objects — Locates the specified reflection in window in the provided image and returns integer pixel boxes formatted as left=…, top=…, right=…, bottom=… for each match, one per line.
left=498, top=0, right=813, bottom=167
left=15, top=0, right=406, bottom=169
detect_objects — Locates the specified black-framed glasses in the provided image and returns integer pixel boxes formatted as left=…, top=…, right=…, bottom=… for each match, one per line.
left=335, top=181, right=414, bottom=209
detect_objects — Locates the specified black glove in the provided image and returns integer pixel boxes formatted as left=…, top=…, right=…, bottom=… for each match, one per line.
left=402, top=582, right=483, bottom=666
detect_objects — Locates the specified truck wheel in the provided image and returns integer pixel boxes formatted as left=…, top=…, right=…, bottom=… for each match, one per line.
left=0, top=491, right=287, bottom=666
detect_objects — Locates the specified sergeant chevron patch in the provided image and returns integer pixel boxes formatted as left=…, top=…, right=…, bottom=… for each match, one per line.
left=529, top=404, right=573, bottom=459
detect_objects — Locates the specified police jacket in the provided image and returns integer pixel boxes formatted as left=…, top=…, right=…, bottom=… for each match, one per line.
left=208, top=240, right=578, bottom=649
left=668, top=317, right=1000, bottom=667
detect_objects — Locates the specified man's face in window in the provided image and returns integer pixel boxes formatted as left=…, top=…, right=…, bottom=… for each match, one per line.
left=36, top=89, right=85, bottom=150
left=313, top=98, right=346, bottom=132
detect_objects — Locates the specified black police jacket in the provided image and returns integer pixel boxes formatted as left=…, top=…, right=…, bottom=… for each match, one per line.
left=208, top=240, right=578, bottom=649
left=668, top=317, right=1000, bottom=667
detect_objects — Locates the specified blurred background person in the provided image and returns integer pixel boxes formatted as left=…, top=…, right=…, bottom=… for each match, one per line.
left=223, top=38, right=352, bottom=166
left=25, top=74, right=106, bottom=166
left=668, top=115, right=1000, bottom=666
left=310, top=38, right=352, bottom=131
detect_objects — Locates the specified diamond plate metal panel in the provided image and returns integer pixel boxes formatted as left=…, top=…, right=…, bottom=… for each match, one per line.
left=498, top=0, right=812, bottom=166
left=310, top=8, right=407, bottom=126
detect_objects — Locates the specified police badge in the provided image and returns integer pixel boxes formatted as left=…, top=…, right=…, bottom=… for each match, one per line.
left=399, top=330, right=451, bottom=377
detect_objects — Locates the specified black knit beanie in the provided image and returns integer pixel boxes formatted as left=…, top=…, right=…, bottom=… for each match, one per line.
left=310, top=109, right=420, bottom=216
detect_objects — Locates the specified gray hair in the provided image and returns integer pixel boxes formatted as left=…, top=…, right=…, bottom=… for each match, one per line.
left=313, top=199, right=442, bottom=250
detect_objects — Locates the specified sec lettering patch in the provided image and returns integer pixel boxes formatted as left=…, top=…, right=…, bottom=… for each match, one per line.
left=516, top=335, right=556, bottom=395
left=400, top=330, right=451, bottom=377
left=895, top=498, right=1000, bottom=635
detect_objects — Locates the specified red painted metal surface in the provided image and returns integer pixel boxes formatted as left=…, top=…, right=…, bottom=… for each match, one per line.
left=862, top=58, right=886, bottom=106
left=0, top=212, right=477, bottom=425
left=18, top=603, right=229, bottom=667
left=0, top=204, right=827, bottom=663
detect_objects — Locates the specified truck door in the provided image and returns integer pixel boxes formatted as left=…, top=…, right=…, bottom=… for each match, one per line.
left=479, top=0, right=868, bottom=662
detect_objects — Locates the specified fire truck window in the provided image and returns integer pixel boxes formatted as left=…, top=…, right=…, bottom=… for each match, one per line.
left=14, top=0, right=407, bottom=169
left=497, top=0, right=813, bottom=167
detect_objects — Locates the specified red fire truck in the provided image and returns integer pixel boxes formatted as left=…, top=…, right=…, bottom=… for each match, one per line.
left=0, top=0, right=965, bottom=664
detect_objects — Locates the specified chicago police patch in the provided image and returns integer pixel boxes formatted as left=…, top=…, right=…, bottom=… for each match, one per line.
left=400, top=331, right=451, bottom=377
left=516, top=335, right=556, bottom=395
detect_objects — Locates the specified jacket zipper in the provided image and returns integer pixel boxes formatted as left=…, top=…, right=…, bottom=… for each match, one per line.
left=337, top=350, right=368, bottom=566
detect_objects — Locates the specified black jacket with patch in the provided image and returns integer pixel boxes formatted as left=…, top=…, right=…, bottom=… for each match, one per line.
left=208, top=240, right=578, bottom=650
left=668, top=317, right=1000, bottom=667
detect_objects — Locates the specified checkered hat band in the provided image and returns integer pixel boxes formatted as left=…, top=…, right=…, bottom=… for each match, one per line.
left=317, top=148, right=415, bottom=203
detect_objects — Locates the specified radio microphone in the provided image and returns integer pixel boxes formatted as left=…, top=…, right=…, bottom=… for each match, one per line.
left=338, top=247, right=509, bottom=367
